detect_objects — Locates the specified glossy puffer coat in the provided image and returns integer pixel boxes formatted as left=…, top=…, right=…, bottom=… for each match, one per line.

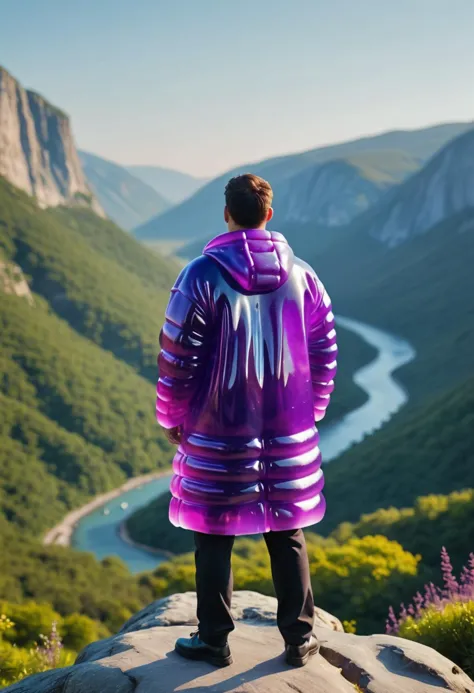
left=156, top=228, right=337, bottom=536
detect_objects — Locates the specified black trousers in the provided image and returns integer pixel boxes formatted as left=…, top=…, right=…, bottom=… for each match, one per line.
left=194, top=528, right=315, bottom=647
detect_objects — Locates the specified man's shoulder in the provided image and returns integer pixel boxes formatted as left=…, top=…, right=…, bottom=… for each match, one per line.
left=292, top=255, right=318, bottom=279
left=291, top=255, right=326, bottom=300
left=174, top=253, right=219, bottom=286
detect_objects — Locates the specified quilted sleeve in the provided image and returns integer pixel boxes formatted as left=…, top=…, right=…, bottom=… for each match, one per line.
left=156, top=265, right=212, bottom=429
left=308, top=280, right=338, bottom=422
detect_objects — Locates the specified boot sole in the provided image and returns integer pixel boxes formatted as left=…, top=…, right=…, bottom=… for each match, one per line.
left=286, top=642, right=320, bottom=668
left=175, top=642, right=233, bottom=668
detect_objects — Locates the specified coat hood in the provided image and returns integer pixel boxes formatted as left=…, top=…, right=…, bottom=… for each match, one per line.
left=203, top=228, right=294, bottom=293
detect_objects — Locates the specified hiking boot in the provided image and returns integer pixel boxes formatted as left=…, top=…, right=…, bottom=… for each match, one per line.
left=285, top=634, right=320, bottom=667
left=175, top=631, right=233, bottom=668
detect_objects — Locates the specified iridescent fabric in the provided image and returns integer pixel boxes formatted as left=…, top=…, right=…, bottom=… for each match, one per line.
left=156, top=228, right=337, bottom=535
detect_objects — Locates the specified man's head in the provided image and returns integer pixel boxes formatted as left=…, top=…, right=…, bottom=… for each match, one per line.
left=224, top=174, right=273, bottom=231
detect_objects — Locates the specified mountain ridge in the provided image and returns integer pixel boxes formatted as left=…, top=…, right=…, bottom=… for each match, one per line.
left=79, top=151, right=171, bottom=230
left=127, top=164, right=208, bottom=204
left=133, top=121, right=473, bottom=243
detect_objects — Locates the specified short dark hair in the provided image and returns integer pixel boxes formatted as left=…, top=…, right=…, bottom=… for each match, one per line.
left=224, top=174, right=273, bottom=228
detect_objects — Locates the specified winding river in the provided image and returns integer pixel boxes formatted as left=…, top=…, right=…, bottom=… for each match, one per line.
left=70, top=316, right=415, bottom=574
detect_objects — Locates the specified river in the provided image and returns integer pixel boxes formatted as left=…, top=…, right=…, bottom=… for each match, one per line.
left=71, top=316, right=415, bottom=573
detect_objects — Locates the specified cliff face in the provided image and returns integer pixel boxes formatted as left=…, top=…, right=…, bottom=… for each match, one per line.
left=0, top=66, right=103, bottom=214
left=0, top=256, right=33, bottom=305
left=365, top=128, right=474, bottom=247
left=274, top=159, right=390, bottom=226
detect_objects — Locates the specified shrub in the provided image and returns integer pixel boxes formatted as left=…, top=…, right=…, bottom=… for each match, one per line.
left=388, top=549, right=474, bottom=676
left=0, top=602, right=108, bottom=657
left=387, top=548, right=474, bottom=634
left=0, top=620, right=75, bottom=688
left=61, top=614, right=108, bottom=651
left=399, top=601, right=474, bottom=677
left=0, top=602, right=60, bottom=648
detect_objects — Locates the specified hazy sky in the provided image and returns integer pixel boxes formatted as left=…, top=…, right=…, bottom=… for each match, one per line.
left=1, top=0, right=473, bottom=177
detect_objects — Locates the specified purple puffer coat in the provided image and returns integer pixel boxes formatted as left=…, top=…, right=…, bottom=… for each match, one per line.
left=156, top=228, right=337, bottom=536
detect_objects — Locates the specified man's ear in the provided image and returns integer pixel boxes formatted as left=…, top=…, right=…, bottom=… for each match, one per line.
left=267, top=207, right=274, bottom=222
left=224, top=206, right=230, bottom=223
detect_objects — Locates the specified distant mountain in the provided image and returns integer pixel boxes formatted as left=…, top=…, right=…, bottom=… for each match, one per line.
left=0, top=65, right=103, bottom=215
left=133, top=121, right=473, bottom=244
left=356, top=127, right=474, bottom=247
left=271, top=149, right=420, bottom=226
left=127, top=165, right=208, bottom=204
left=79, top=151, right=171, bottom=230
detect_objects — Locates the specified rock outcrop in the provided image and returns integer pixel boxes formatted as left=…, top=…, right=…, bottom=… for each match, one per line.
left=0, top=65, right=103, bottom=214
left=272, top=150, right=418, bottom=227
left=0, top=259, right=33, bottom=305
left=5, top=592, right=473, bottom=692
left=365, top=127, right=474, bottom=247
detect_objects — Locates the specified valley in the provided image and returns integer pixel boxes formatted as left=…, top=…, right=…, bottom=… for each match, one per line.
left=0, top=63, right=473, bottom=684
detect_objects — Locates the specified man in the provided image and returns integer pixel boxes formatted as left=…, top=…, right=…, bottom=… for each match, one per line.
left=156, top=174, right=337, bottom=668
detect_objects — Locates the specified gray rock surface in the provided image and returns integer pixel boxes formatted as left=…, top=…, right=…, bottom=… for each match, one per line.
left=367, top=128, right=474, bottom=247
left=119, top=590, right=344, bottom=634
left=4, top=592, right=474, bottom=692
left=0, top=261, right=33, bottom=305
left=0, top=65, right=103, bottom=215
left=273, top=155, right=398, bottom=227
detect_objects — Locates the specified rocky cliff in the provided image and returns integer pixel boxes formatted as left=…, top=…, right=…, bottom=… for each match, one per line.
left=0, top=66, right=103, bottom=214
left=363, top=127, right=474, bottom=247
left=273, top=153, right=406, bottom=227
left=5, top=592, right=473, bottom=693
left=0, top=257, right=33, bottom=305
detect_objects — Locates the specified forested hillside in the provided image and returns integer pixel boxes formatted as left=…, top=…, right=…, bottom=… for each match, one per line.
left=0, top=293, right=176, bottom=535
left=312, top=207, right=474, bottom=402
left=0, top=177, right=182, bottom=546
left=0, top=179, right=186, bottom=682
left=0, top=179, right=177, bottom=381
left=322, top=375, right=474, bottom=530
left=331, top=488, right=474, bottom=577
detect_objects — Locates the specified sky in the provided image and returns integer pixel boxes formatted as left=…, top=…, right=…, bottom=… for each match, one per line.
left=1, top=0, right=473, bottom=178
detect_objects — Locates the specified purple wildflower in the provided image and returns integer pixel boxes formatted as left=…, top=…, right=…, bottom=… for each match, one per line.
left=460, top=552, right=474, bottom=595
left=387, top=549, right=474, bottom=633
left=440, top=547, right=459, bottom=596
left=36, top=621, right=63, bottom=668
left=413, top=592, right=424, bottom=618
left=386, top=606, right=399, bottom=635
